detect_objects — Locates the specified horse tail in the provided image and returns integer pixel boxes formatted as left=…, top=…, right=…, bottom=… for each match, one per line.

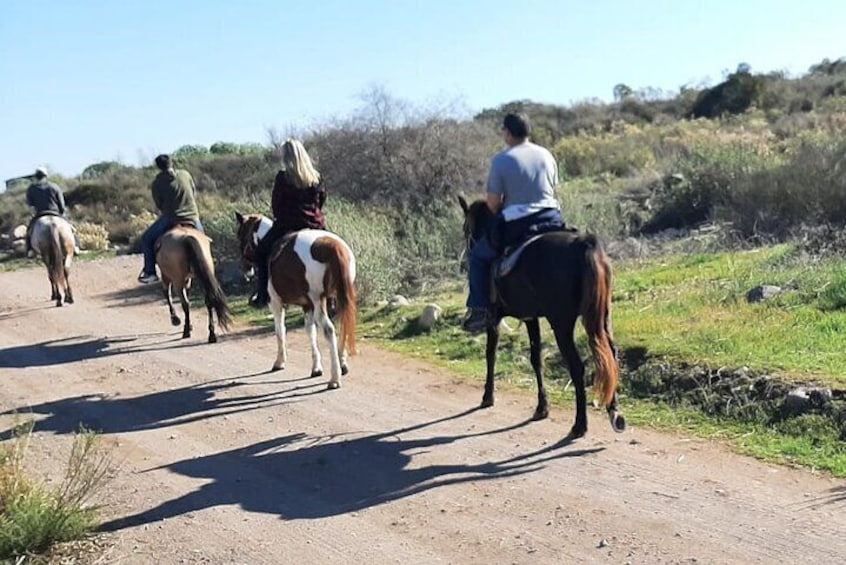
left=46, top=224, right=66, bottom=290
left=184, top=235, right=232, bottom=331
left=326, top=239, right=358, bottom=356
left=580, top=236, right=618, bottom=409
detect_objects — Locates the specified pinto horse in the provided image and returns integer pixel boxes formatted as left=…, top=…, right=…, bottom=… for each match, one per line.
left=155, top=225, right=231, bottom=343
left=458, top=196, right=625, bottom=438
left=235, top=213, right=357, bottom=389
left=30, top=215, right=75, bottom=307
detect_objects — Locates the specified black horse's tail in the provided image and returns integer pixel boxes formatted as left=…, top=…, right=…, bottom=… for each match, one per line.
left=184, top=236, right=232, bottom=330
left=579, top=236, right=619, bottom=409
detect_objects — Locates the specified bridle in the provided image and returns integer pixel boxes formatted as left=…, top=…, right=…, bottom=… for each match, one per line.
left=239, top=220, right=261, bottom=268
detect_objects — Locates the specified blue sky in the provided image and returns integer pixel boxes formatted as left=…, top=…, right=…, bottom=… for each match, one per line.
left=1, top=0, right=843, bottom=181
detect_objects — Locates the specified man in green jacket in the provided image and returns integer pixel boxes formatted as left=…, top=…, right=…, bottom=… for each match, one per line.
left=138, top=154, right=203, bottom=283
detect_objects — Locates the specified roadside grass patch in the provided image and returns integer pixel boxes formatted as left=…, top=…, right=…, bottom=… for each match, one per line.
left=0, top=423, right=116, bottom=562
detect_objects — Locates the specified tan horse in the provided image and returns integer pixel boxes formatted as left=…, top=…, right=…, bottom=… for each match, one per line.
left=155, top=225, right=231, bottom=343
left=30, top=215, right=75, bottom=307
left=235, top=213, right=357, bottom=389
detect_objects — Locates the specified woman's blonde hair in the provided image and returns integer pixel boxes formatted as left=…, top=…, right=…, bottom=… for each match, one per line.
left=281, top=138, right=321, bottom=188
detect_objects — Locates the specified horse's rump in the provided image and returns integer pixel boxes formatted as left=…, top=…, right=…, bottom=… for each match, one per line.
left=31, top=215, right=75, bottom=306
left=157, top=226, right=230, bottom=330
left=270, top=230, right=358, bottom=355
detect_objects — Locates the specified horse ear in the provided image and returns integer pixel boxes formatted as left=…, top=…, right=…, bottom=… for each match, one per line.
left=457, top=195, right=469, bottom=215
left=235, top=211, right=244, bottom=225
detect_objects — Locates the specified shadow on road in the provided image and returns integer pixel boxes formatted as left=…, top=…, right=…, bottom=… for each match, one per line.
left=0, top=333, right=211, bottom=368
left=0, top=370, right=323, bottom=440
left=98, top=408, right=603, bottom=527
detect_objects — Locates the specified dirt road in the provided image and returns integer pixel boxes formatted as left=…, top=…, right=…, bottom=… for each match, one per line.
left=1, top=255, right=844, bottom=564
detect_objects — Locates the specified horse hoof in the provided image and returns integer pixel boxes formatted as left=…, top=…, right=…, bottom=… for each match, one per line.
left=171, top=316, right=181, bottom=326
left=56, top=302, right=63, bottom=308
left=341, top=364, right=349, bottom=376
left=182, top=333, right=191, bottom=339
left=327, top=381, right=340, bottom=390
left=208, top=334, right=217, bottom=344
left=310, top=369, right=323, bottom=378
left=480, top=396, right=494, bottom=409
left=65, top=297, right=74, bottom=304
left=610, top=412, right=627, bottom=433
left=568, top=426, right=587, bottom=439
left=271, top=364, right=284, bottom=372
left=532, top=407, right=549, bottom=421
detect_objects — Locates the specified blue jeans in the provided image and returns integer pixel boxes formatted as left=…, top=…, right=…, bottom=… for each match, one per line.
left=466, top=237, right=497, bottom=309
left=141, top=217, right=204, bottom=275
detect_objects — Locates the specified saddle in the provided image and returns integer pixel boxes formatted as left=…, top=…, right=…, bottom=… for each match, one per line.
left=169, top=219, right=199, bottom=230
left=489, top=225, right=579, bottom=304
left=154, top=220, right=207, bottom=252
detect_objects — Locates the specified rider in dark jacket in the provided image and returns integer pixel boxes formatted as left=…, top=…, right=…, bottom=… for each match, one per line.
left=250, top=139, right=326, bottom=308
left=25, top=166, right=79, bottom=257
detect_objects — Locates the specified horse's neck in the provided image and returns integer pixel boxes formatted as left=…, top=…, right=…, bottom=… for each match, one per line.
left=255, top=217, right=273, bottom=244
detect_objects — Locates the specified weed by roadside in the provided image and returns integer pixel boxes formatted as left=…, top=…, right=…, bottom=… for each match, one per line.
left=0, top=422, right=117, bottom=562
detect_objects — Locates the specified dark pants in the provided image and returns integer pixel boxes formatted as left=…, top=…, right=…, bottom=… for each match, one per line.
left=253, top=223, right=292, bottom=299
left=466, top=208, right=564, bottom=309
left=141, top=217, right=204, bottom=275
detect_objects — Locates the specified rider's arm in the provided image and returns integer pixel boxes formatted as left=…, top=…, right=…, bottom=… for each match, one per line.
left=486, top=193, right=503, bottom=215
left=151, top=181, right=163, bottom=211
left=55, top=186, right=66, bottom=216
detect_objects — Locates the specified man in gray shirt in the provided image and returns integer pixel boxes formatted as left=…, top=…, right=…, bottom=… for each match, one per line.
left=463, top=113, right=564, bottom=333
left=25, top=166, right=79, bottom=257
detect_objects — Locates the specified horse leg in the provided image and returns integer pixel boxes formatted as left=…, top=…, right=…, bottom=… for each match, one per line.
left=63, top=262, right=74, bottom=304
left=604, top=316, right=626, bottom=432
left=304, top=307, right=323, bottom=378
left=481, top=317, right=501, bottom=408
left=179, top=286, right=191, bottom=339
left=314, top=299, right=342, bottom=390
left=50, top=271, right=60, bottom=304
left=205, top=292, right=217, bottom=344
left=164, top=282, right=181, bottom=326
left=551, top=315, right=588, bottom=438
left=525, top=319, right=549, bottom=420
left=270, top=297, right=287, bottom=371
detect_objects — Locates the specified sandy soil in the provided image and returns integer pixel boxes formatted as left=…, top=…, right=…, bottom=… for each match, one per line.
left=1, top=255, right=844, bottom=564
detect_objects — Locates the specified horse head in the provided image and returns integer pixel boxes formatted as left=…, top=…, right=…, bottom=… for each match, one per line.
left=234, top=211, right=267, bottom=277
left=457, top=195, right=495, bottom=255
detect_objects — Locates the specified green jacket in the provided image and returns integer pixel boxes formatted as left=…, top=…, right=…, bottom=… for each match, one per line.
left=151, top=169, right=199, bottom=222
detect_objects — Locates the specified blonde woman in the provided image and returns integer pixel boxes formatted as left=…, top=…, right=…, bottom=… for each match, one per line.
left=250, top=139, right=327, bottom=307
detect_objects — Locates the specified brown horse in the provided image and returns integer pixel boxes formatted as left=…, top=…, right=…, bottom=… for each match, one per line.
left=30, top=215, right=75, bottom=307
left=459, top=196, right=625, bottom=439
left=235, top=213, right=357, bottom=389
left=155, top=225, right=231, bottom=343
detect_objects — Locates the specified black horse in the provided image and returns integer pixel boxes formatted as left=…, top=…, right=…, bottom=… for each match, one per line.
left=458, top=196, right=625, bottom=439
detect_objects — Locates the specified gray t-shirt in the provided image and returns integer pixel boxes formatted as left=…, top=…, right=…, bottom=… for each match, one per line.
left=486, top=141, right=560, bottom=221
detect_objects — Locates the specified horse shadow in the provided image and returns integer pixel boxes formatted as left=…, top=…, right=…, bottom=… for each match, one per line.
left=0, top=333, right=206, bottom=368
left=96, top=285, right=165, bottom=307
left=99, top=409, right=604, bottom=529
left=0, top=371, right=325, bottom=440
left=789, top=485, right=846, bottom=510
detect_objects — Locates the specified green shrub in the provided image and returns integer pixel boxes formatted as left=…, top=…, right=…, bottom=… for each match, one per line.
left=0, top=424, right=115, bottom=560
